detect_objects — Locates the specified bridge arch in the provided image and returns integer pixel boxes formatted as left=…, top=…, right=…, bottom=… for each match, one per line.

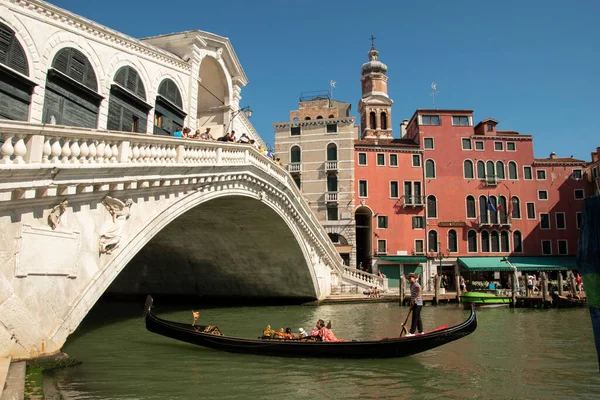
left=52, top=174, right=326, bottom=345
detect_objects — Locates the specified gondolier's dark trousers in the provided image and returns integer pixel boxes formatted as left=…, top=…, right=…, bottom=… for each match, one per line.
left=410, top=305, right=423, bottom=334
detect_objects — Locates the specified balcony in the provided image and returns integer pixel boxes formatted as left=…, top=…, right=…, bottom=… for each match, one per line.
left=479, top=215, right=511, bottom=226
left=402, top=195, right=425, bottom=208
left=287, top=162, right=301, bottom=173
left=325, top=160, right=338, bottom=171
left=326, top=191, right=338, bottom=202
left=482, top=175, right=498, bottom=186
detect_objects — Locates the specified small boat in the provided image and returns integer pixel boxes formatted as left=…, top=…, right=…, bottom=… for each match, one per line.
left=144, top=296, right=477, bottom=359
left=460, top=291, right=512, bottom=309
left=551, top=293, right=587, bottom=308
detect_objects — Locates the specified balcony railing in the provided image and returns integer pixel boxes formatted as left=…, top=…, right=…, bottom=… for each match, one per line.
left=326, top=191, right=338, bottom=202
left=287, top=162, right=301, bottom=173
left=325, top=160, right=338, bottom=171
left=482, top=175, right=498, bottom=186
left=402, top=195, right=425, bottom=207
left=479, top=215, right=511, bottom=226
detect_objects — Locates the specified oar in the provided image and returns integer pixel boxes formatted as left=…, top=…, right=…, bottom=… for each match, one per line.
left=399, top=305, right=414, bottom=337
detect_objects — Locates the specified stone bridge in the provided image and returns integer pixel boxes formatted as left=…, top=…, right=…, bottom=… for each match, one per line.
left=0, top=121, right=385, bottom=359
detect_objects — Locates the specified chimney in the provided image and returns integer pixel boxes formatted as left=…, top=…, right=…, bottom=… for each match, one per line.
left=550, top=152, right=557, bottom=159
left=592, top=147, right=600, bottom=163
left=400, top=119, right=409, bottom=138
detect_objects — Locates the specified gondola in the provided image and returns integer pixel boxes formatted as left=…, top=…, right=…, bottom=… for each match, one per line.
left=144, top=296, right=477, bottom=358
left=551, top=293, right=587, bottom=308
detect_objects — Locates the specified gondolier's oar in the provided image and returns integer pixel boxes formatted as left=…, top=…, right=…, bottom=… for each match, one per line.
left=399, top=304, right=414, bottom=337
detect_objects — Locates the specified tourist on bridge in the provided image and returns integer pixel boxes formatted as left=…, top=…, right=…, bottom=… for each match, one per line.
left=405, top=273, right=423, bottom=336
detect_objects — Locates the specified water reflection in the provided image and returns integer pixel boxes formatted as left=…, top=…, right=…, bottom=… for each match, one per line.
left=52, top=301, right=599, bottom=399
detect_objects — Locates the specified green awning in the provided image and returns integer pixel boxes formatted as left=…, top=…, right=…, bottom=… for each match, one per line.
left=458, top=256, right=578, bottom=272
left=378, top=255, right=428, bottom=263
left=403, top=266, right=424, bottom=276
left=458, top=257, right=514, bottom=272
left=508, top=256, right=577, bottom=271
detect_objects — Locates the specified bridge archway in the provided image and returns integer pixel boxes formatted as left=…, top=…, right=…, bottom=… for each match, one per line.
left=197, top=56, right=230, bottom=135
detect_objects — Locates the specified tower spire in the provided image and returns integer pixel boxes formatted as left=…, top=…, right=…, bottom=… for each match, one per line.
left=369, top=33, right=376, bottom=49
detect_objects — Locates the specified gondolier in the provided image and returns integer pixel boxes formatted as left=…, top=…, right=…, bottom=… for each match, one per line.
left=406, top=273, right=424, bottom=336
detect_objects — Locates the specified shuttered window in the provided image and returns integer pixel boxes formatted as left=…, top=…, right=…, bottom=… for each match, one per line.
left=0, top=23, right=28, bottom=76
left=52, top=48, right=97, bottom=91
left=154, top=78, right=185, bottom=135
left=108, top=66, right=149, bottom=133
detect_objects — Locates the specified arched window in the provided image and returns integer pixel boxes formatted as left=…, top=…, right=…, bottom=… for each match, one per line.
left=448, top=230, right=458, bottom=252
left=326, top=143, right=337, bottom=161
left=425, top=159, right=436, bottom=178
left=486, top=161, right=495, bottom=178
left=0, top=22, right=33, bottom=121
left=304, top=116, right=311, bottom=120
left=369, top=111, right=376, bottom=129
left=468, top=230, right=478, bottom=252
left=327, top=175, right=338, bottom=192
left=427, top=195, right=437, bottom=218
left=481, top=231, right=490, bottom=252
left=508, top=161, right=518, bottom=179
left=108, top=66, right=149, bottom=133
left=328, top=114, right=335, bottom=118
left=496, top=161, right=505, bottom=179
left=466, top=195, right=476, bottom=218
left=154, top=78, right=185, bottom=135
left=498, top=196, right=508, bottom=224
left=513, top=231, right=523, bottom=253
left=479, top=195, right=488, bottom=224
left=293, top=117, right=300, bottom=121
left=428, top=230, right=438, bottom=252
left=290, top=146, right=301, bottom=163
left=477, top=161, right=486, bottom=179
left=491, top=231, right=500, bottom=252
left=501, top=231, right=510, bottom=252
left=316, top=115, right=323, bottom=119
left=511, top=196, right=521, bottom=219
left=489, top=196, right=498, bottom=224
left=464, top=160, right=474, bottom=179
left=380, top=112, right=388, bottom=130
left=43, top=47, right=101, bottom=128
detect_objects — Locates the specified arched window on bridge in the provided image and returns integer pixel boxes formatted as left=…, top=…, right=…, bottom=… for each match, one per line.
left=43, top=47, right=102, bottom=127
left=107, top=66, right=151, bottom=133
left=0, top=22, right=35, bottom=121
left=154, top=78, right=186, bottom=136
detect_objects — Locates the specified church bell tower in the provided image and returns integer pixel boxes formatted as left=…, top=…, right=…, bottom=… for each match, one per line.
left=358, top=37, right=393, bottom=139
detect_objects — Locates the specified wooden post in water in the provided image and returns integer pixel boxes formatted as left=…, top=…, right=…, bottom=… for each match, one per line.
left=558, top=272, right=564, bottom=296
left=512, top=270, right=518, bottom=308
left=541, top=272, right=549, bottom=308
left=569, top=272, right=576, bottom=295
left=399, top=275, right=406, bottom=307
left=434, top=274, right=440, bottom=306
left=455, top=268, right=461, bottom=304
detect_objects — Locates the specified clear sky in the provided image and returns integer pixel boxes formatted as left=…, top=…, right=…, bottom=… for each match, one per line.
left=51, top=0, right=599, bottom=160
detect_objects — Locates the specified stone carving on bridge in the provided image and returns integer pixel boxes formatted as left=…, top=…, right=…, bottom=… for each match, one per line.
left=99, top=196, right=133, bottom=255
left=47, top=199, right=68, bottom=230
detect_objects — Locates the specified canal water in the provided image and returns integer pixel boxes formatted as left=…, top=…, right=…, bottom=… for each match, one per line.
left=50, top=299, right=599, bottom=399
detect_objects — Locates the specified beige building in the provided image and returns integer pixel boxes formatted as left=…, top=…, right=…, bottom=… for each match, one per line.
left=273, top=93, right=358, bottom=267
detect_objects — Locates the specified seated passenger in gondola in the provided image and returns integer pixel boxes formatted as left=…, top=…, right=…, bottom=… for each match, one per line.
left=283, top=327, right=293, bottom=340
left=311, top=319, right=338, bottom=342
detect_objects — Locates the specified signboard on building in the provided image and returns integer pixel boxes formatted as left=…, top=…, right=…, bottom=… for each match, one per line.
left=438, top=221, right=467, bottom=227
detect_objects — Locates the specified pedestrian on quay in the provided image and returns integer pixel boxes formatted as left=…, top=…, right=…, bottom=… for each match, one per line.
left=405, top=273, right=423, bottom=336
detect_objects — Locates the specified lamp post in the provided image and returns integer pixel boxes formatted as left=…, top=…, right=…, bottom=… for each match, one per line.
left=225, top=106, right=252, bottom=136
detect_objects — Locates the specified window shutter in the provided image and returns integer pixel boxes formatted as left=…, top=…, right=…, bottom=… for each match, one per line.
left=115, top=67, right=127, bottom=86
left=52, top=49, right=70, bottom=74
left=126, top=68, right=137, bottom=92
left=0, top=26, right=12, bottom=59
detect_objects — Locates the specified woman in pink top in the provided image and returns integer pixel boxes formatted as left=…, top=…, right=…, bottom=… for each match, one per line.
left=311, top=319, right=338, bottom=342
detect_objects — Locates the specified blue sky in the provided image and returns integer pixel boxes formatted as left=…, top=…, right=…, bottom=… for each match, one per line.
left=51, top=0, right=599, bottom=160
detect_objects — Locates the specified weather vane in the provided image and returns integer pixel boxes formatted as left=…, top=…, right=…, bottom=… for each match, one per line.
left=329, top=80, right=336, bottom=99
left=430, top=82, right=439, bottom=109
left=370, top=33, right=376, bottom=47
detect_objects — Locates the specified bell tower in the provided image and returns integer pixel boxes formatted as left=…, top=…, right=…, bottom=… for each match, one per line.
left=358, top=36, right=393, bottom=139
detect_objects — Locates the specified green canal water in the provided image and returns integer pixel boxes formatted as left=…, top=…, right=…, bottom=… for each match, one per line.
left=50, top=300, right=599, bottom=399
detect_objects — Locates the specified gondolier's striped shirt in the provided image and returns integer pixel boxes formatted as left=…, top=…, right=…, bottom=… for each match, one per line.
left=411, top=282, right=423, bottom=306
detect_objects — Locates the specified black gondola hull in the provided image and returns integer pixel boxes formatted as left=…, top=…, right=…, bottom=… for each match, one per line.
left=144, top=296, right=477, bottom=359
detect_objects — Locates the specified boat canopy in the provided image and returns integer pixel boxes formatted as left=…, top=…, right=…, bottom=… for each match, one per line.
left=378, top=255, right=428, bottom=263
left=458, top=256, right=577, bottom=272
